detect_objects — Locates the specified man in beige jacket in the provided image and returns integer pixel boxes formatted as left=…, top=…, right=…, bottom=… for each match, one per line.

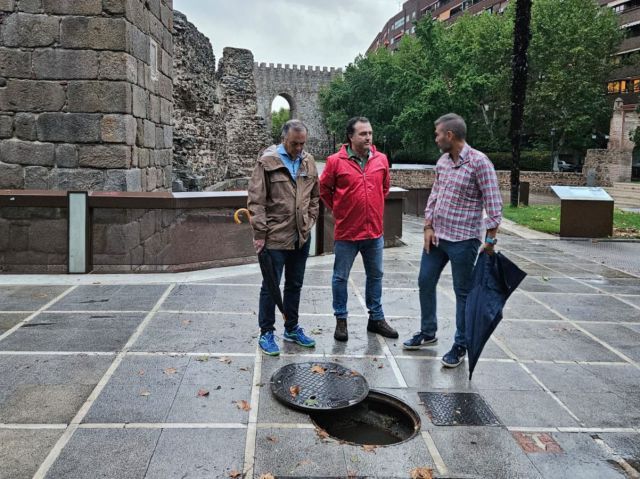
left=247, top=119, right=320, bottom=356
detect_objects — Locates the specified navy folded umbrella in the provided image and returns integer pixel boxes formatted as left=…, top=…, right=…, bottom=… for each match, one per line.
left=465, top=251, right=526, bottom=379
left=258, top=248, right=287, bottom=322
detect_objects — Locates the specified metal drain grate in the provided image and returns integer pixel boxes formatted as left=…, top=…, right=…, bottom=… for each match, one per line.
left=418, top=392, right=501, bottom=426
left=270, top=362, right=368, bottom=412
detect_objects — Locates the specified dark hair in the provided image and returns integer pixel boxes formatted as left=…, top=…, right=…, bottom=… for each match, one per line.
left=281, top=119, right=308, bottom=139
left=346, top=116, right=370, bottom=140
left=434, top=113, right=466, bottom=140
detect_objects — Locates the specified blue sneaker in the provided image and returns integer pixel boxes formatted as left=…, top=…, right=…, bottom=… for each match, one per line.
left=403, top=332, right=438, bottom=350
left=283, top=326, right=316, bottom=348
left=259, top=331, right=280, bottom=356
left=442, top=345, right=466, bottom=368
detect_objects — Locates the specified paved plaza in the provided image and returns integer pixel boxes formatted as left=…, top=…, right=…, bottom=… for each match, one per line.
left=0, top=217, right=639, bottom=479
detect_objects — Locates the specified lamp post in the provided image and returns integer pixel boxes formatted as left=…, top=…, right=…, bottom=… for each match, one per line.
left=550, top=128, right=559, bottom=172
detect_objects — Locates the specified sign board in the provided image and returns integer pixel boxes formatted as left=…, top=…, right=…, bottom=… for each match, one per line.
left=550, top=186, right=613, bottom=202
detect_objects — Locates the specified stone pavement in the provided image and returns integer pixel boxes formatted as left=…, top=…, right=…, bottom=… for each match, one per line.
left=1, top=217, right=639, bottom=479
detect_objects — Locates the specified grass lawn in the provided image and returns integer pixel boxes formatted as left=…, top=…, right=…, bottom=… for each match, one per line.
left=503, top=205, right=640, bottom=238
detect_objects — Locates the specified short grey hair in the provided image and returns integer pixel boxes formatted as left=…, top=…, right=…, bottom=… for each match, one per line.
left=434, top=113, right=466, bottom=140
left=281, top=119, right=308, bottom=139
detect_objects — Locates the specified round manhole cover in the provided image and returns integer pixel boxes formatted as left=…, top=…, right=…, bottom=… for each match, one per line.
left=270, top=362, right=369, bottom=411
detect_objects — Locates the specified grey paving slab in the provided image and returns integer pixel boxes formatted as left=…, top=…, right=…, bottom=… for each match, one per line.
left=579, top=364, right=640, bottom=393
left=0, top=312, right=28, bottom=333
left=555, top=391, right=640, bottom=428
left=144, top=428, right=246, bottom=478
left=254, top=427, right=348, bottom=478
left=524, top=432, right=627, bottom=479
left=429, top=427, right=542, bottom=479
left=0, top=429, right=63, bottom=479
left=516, top=263, right=562, bottom=278
left=571, top=264, right=637, bottom=279
left=494, top=321, right=621, bottom=362
left=298, top=286, right=361, bottom=316
left=526, top=362, right=610, bottom=394
left=0, top=383, right=93, bottom=423
left=480, top=390, right=581, bottom=428
left=518, top=277, right=599, bottom=294
left=0, top=285, right=69, bottom=311
left=132, top=311, right=257, bottom=353
left=580, top=278, right=640, bottom=295
left=50, top=285, right=168, bottom=311
left=352, top=271, right=419, bottom=289
left=341, top=435, right=435, bottom=478
left=503, top=293, right=564, bottom=320
left=530, top=293, right=640, bottom=322
left=599, top=433, right=640, bottom=471
left=0, top=312, right=145, bottom=352
left=578, top=322, right=640, bottom=362
left=161, top=284, right=259, bottom=312
left=0, top=354, right=113, bottom=386
left=45, top=428, right=160, bottom=479
left=621, top=295, right=640, bottom=308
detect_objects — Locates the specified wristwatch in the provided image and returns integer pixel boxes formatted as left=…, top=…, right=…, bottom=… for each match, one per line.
left=423, top=224, right=433, bottom=232
left=485, top=236, right=497, bottom=245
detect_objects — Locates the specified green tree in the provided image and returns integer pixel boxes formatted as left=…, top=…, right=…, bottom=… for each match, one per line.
left=271, top=107, right=290, bottom=143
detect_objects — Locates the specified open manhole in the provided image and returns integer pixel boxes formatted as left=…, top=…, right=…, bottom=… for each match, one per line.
left=309, top=390, right=421, bottom=446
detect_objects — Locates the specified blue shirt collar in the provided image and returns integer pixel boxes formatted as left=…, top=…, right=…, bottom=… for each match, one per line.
left=277, top=144, right=303, bottom=162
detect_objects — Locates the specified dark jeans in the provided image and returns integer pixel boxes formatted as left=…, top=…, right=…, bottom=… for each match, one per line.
left=258, top=239, right=310, bottom=335
left=332, top=236, right=384, bottom=321
left=418, top=238, right=481, bottom=348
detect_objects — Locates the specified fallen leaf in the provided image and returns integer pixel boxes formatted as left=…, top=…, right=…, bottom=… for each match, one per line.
left=218, top=356, right=232, bottom=364
left=197, top=389, right=210, bottom=397
left=295, top=459, right=312, bottom=467
left=315, top=427, right=330, bottom=440
left=362, top=444, right=377, bottom=453
left=258, top=474, right=275, bottom=479
left=350, top=370, right=359, bottom=377
left=310, top=365, right=326, bottom=375
left=347, top=469, right=358, bottom=479
left=541, top=276, right=550, bottom=282
left=229, top=470, right=242, bottom=478
left=196, top=356, right=209, bottom=362
left=289, top=385, right=300, bottom=398
left=311, top=328, right=323, bottom=334
left=140, top=390, right=150, bottom=397
left=266, top=435, right=278, bottom=443
left=234, top=400, right=251, bottom=411
left=255, top=382, right=265, bottom=387
left=377, top=364, right=384, bottom=369
left=138, top=369, right=145, bottom=376
left=410, top=467, right=434, bottom=479
left=239, top=367, right=249, bottom=372
left=163, top=367, right=177, bottom=376
left=181, top=319, right=191, bottom=326
left=372, top=357, right=378, bottom=362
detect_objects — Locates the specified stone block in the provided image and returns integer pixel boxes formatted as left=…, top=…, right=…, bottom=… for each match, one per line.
left=0, top=0, right=15, bottom=11
left=0, top=115, right=12, bottom=139
left=144, top=65, right=158, bottom=94
left=139, top=210, right=157, bottom=240
left=55, top=144, right=78, bottom=168
left=102, top=0, right=124, bottom=14
left=137, top=60, right=146, bottom=88
left=53, top=168, right=104, bottom=190
left=67, top=81, right=132, bottom=114
left=104, top=221, right=140, bottom=253
left=160, top=48, right=172, bottom=77
left=162, top=126, right=172, bottom=149
left=37, top=113, right=101, bottom=143
left=158, top=73, right=172, bottom=100
left=0, top=48, right=32, bottom=78
left=143, top=120, right=156, bottom=148
left=61, top=17, right=127, bottom=50
left=79, top=145, right=131, bottom=169
left=161, top=26, right=172, bottom=52
left=125, top=0, right=147, bottom=33
left=162, top=165, right=171, bottom=188
left=99, top=52, right=137, bottom=82
left=127, top=23, right=149, bottom=62
left=156, top=127, right=167, bottom=151
left=135, top=118, right=144, bottom=147
left=160, top=98, right=172, bottom=125
left=148, top=12, right=162, bottom=44
left=42, top=0, right=102, bottom=14
left=33, top=49, right=98, bottom=80
left=17, top=0, right=41, bottom=13
left=160, top=3, right=171, bottom=29
left=125, top=168, right=141, bottom=191
left=0, top=162, right=23, bottom=188
left=146, top=167, right=157, bottom=190
left=147, top=0, right=160, bottom=18
left=30, top=219, right=66, bottom=253
left=148, top=94, right=160, bottom=123
left=137, top=148, right=149, bottom=168
left=132, top=85, right=148, bottom=118
left=101, top=114, right=136, bottom=145
left=24, top=165, right=50, bottom=188
left=0, top=139, right=54, bottom=166
left=14, top=113, right=36, bottom=140
left=1, top=13, right=58, bottom=47
left=0, top=80, right=65, bottom=112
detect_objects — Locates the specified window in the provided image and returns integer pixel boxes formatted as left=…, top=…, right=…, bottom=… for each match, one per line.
left=393, top=17, right=405, bottom=29
left=608, top=81, right=620, bottom=93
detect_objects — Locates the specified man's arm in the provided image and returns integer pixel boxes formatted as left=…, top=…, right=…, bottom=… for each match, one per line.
left=382, top=155, right=390, bottom=198
left=476, top=156, right=503, bottom=253
left=308, top=168, right=320, bottom=225
left=319, top=157, right=335, bottom=211
left=247, top=160, right=268, bottom=251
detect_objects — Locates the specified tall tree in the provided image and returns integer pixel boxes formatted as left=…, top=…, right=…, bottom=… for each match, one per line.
left=509, top=0, right=533, bottom=208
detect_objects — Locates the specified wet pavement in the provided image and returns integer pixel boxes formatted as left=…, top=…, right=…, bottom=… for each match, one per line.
left=0, top=217, right=639, bottom=478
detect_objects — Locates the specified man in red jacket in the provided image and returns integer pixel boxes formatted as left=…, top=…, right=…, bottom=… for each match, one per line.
left=319, top=117, right=398, bottom=342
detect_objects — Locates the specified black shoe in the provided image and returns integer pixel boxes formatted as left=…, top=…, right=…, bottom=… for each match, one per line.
left=441, top=345, right=466, bottom=368
left=334, top=318, right=348, bottom=342
left=367, top=319, right=399, bottom=338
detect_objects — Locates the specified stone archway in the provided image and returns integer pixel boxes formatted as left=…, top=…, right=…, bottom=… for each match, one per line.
left=254, top=63, right=341, bottom=157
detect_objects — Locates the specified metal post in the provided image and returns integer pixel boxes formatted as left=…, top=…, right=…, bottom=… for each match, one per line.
left=67, top=191, right=91, bottom=274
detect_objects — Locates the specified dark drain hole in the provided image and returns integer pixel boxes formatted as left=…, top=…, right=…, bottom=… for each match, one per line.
left=309, top=390, right=420, bottom=446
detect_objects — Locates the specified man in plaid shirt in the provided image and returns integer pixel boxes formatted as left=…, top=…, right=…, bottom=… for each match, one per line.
left=402, top=113, right=503, bottom=368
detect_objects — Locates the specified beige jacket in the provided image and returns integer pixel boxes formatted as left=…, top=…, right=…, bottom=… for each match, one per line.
left=247, top=145, right=320, bottom=250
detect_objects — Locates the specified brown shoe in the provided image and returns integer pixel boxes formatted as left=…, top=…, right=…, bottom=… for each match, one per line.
left=367, top=319, right=398, bottom=338
left=334, top=318, right=348, bottom=342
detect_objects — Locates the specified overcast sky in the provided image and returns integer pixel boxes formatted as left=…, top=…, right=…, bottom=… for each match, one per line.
left=173, top=0, right=399, bottom=69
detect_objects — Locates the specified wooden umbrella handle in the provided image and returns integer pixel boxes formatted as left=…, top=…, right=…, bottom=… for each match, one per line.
left=233, top=208, right=251, bottom=224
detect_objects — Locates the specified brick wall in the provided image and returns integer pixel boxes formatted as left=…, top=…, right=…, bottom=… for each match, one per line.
left=0, top=0, right=174, bottom=192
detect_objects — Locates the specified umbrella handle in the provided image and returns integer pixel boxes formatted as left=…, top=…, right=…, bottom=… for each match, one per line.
left=233, top=208, right=251, bottom=224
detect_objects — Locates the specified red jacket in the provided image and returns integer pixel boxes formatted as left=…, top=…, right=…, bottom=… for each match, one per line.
left=319, top=144, right=390, bottom=241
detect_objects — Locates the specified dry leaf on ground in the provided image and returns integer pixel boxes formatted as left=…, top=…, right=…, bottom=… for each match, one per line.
left=362, top=444, right=377, bottom=453
left=311, top=365, right=326, bottom=375
left=181, top=319, right=191, bottom=326
left=315, top=427, right=330, bottom=440
left=410, top=467, right=434, bottom=479
left=289, top=385, right=300, bottom=397
left=266, top=435, right=278, bottom=443
left=259, top=474, right=275, bottom=479
left=377, top=364, right=384, bottom=369
left=239, top=367, right=249, bottom=371
left=234, top=400, right=251, bottom=411
left=138, top=369, right=145, bottom=376
left=228, top=470, right=242, bottom=478
left=196, top=356, right=209, bottom=362
left=163, top=367, right=177, bottom=375
left=139, top=390, right=150, bottom=397
left=218, top=357, right=232, bottom=364
left=197, top=389, right=210, bottom=397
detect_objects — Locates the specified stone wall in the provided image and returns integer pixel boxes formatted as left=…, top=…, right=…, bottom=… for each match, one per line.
left=391, top=169, right=586, bottom=192
left=583, top=149, right=633, bottom=187
left=609, top=97, right=640, bottom=153
left=254, top=63, right=341, bottom=159
left=0, top=0, right=173, bottom=191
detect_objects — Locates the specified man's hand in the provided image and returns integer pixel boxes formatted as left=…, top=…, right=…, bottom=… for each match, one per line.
left=481, top=242, right=495, bottom=255
left=253, top=239, right=265, bottom=253
left=423, top=228, right=437, bottom=253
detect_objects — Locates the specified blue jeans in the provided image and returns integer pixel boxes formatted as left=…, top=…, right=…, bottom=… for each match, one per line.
left=332, top=236, right=384, bottom=321
left=258, top=240, right=310, bottom=334
left=418, top=238, right=481, bottom=348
